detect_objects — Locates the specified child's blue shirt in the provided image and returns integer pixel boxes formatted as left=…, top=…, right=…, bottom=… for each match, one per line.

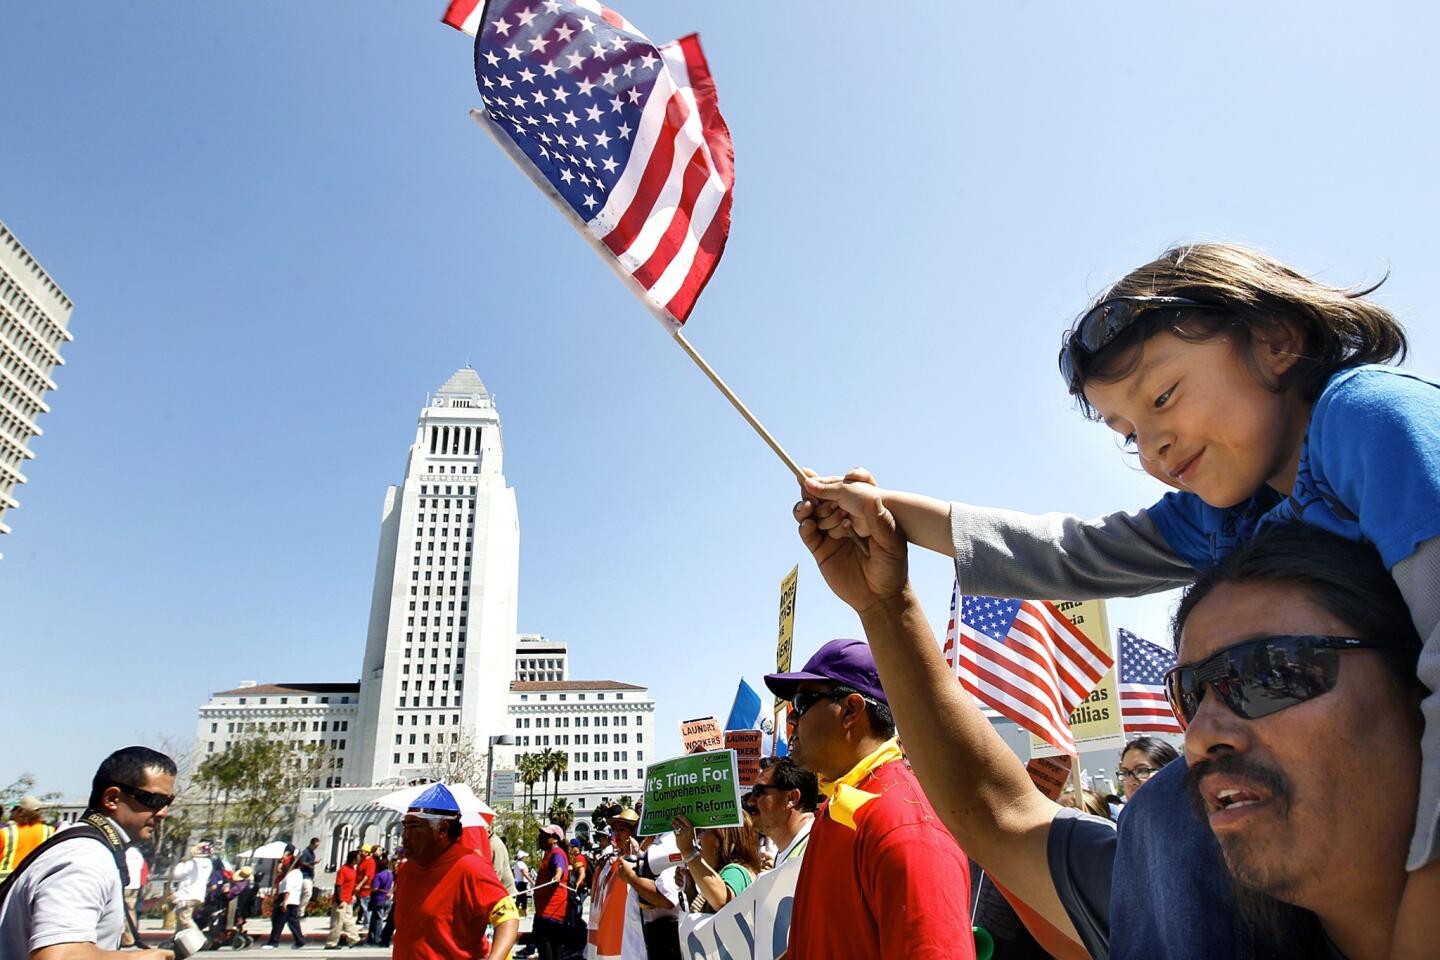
left=1147, top=364, right=1440, bottom=572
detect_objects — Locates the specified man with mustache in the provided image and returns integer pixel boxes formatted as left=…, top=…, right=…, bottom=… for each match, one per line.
left=794, top=479, right=1424, bottom=960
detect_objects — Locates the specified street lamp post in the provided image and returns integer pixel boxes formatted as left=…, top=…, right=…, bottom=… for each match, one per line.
left=485, top=735, right=515, bottom=807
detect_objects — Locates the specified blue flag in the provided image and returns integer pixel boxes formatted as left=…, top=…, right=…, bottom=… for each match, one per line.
left=724, top=679, right=762, bottom=731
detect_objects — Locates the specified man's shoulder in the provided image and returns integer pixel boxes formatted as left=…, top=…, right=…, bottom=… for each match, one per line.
left=855, top=760, right=942, bottom=828
left=851, top=760, right=965, bottom=854
left=15, top=833, right=120, bottom=891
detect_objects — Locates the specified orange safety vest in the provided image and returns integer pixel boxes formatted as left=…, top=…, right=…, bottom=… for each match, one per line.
left=0, top=821, right=57, bottom=880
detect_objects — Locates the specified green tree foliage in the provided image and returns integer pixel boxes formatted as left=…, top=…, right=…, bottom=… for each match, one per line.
left=517, top=753, right=544, bottom=812
left=547, top=797, right=575, bottom=830
left=192, top=733, right=330, bottom=852
left=493, top=810, right=545, bottom=866
left=0, top=774, right=61, bottom=813
left=589, top=797, right=615, bottom=825
left=547, top=751, right=569, bottom=812
left=535, top=748, right=557, bottom=812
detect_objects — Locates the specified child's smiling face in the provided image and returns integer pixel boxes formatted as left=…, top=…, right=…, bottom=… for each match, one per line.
left=1082, top=330, right=1312, bottom=507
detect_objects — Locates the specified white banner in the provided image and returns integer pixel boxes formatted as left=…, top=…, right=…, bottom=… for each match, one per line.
left=677, top=857, right=801, bottom=960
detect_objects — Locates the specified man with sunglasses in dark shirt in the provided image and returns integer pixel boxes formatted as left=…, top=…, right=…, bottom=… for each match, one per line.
left=796, top=473, right=1426, bottom=960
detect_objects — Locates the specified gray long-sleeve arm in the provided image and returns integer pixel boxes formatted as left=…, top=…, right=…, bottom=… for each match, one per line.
left=949, top=502, right=1194, bottom=600
left=1392, top=535, right=1440, bottom=869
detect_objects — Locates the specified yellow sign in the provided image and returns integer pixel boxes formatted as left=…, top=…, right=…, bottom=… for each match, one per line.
left=1029, top=599, right=1126, bottom=759
left=774, top=565, right=798, bottom=712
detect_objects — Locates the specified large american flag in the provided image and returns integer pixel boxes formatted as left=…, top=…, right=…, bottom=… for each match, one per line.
left=950, top=592, right=1114, bottom=755
left=443, top=0, right=733, bottom=327
left=1118, top=627, right=1185, bottom=734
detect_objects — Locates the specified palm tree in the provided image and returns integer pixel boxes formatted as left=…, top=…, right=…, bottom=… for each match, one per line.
left=548, top=752, right=569, bottom=816
left=547, top=797, right=575, bottom=830
left=536, top=748, right=558, bottom=814
left=517, top=753, right=543, bottom=812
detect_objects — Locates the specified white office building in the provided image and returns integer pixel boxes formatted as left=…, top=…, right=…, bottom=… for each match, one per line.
left=192, top=681, right=360, bottom=788
left=0, top=219, right=74, bottom=538
left=503, top=679, right=656, bottom=820
left=349, top=367, right=520, bottom=785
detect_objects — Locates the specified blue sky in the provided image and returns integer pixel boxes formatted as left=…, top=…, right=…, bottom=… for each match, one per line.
left=4, top=1, right=1437, bottom=797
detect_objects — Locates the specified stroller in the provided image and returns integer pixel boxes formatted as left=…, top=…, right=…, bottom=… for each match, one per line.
left=202, top=875, right=258, bottom=950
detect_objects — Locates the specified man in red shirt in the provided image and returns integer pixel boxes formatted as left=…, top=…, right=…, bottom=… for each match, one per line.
left=391, top=784, right=519, bottom=960
left=324, top=850, right=361, bottom=948
left=353, top=845, right=375, bottom=930
left=531, top=825, right=570, bottom=960
left=766, top=638, right=976, bottom=960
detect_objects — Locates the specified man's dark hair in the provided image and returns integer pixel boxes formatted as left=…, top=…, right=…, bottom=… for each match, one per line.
left=1172, top=523, right=1421, bottom=949
left=1120, top=736, right=1180, bottom=770
left=830, top=684, right=897, bottom=740
left=445, top=817, right=463, bottom=841
left=345, top=850, right=359, bottom=866
left=759, top=757, right=820, bottom=813
left=88, top=745, right=178, bottom=810
left=309, top=837, right=320, bottom=845
left=1174, top=523, right=1421, bottom=686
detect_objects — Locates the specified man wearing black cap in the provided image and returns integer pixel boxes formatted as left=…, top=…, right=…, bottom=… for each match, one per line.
left=765, top=640, right=977, bottom=959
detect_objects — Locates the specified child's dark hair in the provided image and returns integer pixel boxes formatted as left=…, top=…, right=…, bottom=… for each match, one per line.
left=1065, top=243, right=1407, bottom=418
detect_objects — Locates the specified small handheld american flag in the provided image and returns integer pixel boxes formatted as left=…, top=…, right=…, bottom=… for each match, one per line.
left=1118, top=627, right=1185, bottom=734
left=445, top=0, right=733, bottom=327
left=953, top=592, right=1114, bottom=756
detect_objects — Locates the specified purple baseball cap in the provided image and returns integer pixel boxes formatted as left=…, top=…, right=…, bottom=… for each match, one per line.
left=764, top=638, right=887, bottom=705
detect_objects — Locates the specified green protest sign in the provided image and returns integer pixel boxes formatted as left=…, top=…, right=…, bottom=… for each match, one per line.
left=638, top=750, right=742, bottom=837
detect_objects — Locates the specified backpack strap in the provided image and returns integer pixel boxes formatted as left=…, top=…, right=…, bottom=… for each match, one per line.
left=0, top=814, right=143, bottom=948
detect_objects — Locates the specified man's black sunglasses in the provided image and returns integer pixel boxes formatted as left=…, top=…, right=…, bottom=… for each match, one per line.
left=111, top=782, right=175, bottom=812
left=791, top=687, right=878, bottom=719
left=1058, top=295, right=1217, bottom=391
left=1163, top=634, right=1383, bottom=729
left=741, top=783, right=786, bottom=813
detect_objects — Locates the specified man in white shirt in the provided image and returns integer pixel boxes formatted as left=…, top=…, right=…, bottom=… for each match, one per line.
left=0, top=745, right=177, bottom=960
left=746, top=757, right=818, bottom=865
left=263, top=863, right=306, bottom=949
left=170, top=844, right=212, bottom=933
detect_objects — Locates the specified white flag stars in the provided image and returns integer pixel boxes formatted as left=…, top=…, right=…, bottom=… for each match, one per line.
left=476, top=1, right=667, bottom=216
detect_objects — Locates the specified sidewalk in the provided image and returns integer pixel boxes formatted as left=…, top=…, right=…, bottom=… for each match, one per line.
left=138, top=913, right=539, bottom=954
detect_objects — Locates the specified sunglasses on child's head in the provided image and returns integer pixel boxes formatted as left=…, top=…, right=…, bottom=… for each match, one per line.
left=1162, top=634, right=1385, bottom=729
left=1058, top=295, right=1219, bottom=392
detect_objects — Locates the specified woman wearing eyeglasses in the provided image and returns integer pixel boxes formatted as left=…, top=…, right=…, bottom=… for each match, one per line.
left=670, top=813, right=763, bottom=915
left=1114, top=737, right=1179, bottom=802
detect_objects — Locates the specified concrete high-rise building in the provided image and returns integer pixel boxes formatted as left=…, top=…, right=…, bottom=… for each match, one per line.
left=0, top=219, right=74, bottom=537
left=515, top=633, right=568, bottom=682
left=350, top=367, right=520, bottom=785
left=189, top=366, right=660, bottom=870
